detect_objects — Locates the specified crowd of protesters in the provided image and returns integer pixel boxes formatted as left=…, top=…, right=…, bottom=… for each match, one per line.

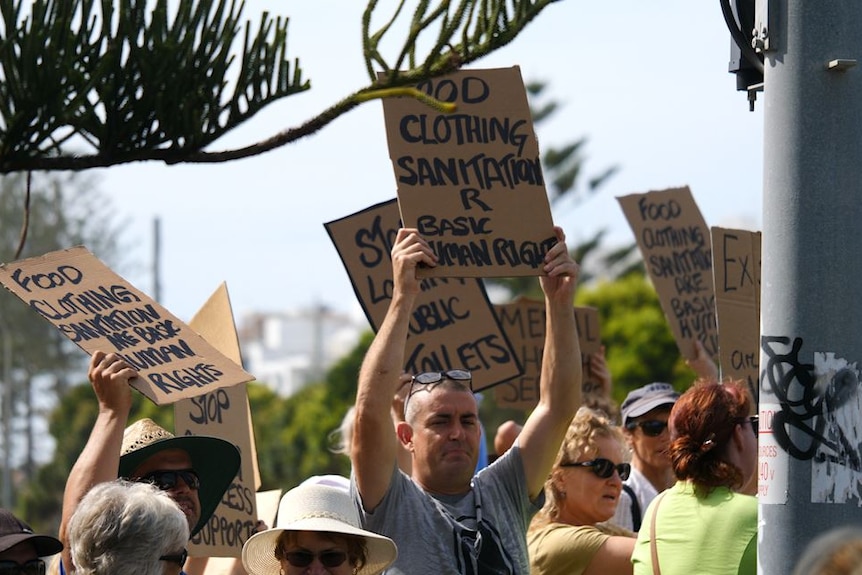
left=4, top=226, right=843, bottom=575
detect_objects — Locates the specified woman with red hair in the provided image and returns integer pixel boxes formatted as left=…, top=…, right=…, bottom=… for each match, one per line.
left=631, top=379, right=758, bottom=574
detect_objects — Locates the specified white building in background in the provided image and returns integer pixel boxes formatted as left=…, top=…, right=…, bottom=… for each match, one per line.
left=238, top=305, right=369, bottom=397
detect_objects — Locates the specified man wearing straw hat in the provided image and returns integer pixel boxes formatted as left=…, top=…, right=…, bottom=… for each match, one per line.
left=57, top=350, right=241, bottom=573
left=351, top=227, right=582, bottom=574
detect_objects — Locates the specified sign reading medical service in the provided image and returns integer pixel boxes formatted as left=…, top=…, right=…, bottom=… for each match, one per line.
left=381, top=66, right=556, bottom=278
left=493, top=298, right=602, bottom=411
left=0, top=246, right=253, bottom=404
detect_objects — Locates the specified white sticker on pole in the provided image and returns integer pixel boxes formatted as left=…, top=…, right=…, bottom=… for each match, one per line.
left=811, top=352, right=862, bottom=504
left=759, top=402, right=789, bottom=504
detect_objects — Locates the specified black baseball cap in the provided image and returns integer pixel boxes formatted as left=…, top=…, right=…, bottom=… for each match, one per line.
left=0, top=509, right=62, bottom=557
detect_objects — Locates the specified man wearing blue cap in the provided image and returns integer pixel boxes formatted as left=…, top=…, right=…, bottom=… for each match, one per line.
left=612, top=382, right=680, bottom=532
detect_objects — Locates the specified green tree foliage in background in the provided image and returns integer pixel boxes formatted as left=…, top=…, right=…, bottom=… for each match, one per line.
left=575, top=273, right=700, bottom=405
left=2, top=0, right=575, bottom=523
left=17, top=378, right=164, bottom=534
left=0, top=172, right=124, bottom=491
left=16, top=331, right=373, bottom=533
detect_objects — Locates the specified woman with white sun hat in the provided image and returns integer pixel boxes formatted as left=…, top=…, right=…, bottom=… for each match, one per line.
left=242, top=482, right=397, bottom=575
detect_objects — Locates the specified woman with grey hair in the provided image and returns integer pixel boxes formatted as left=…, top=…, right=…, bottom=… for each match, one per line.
left=68, top=479, right=189, bottom=575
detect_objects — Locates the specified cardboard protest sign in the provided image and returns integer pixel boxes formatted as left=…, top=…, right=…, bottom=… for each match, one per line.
left=381, top=67, right=556, bottom=278
left=0, top=246, right=252, bottom=404
left=324, top=199, right=521, bottom=391
left=618, top=187, right=718, bottom=361
left=200, top=489, right=282, bottom=575
left=493, top=298, right=602, bottom=411
left=711, top=227, right=761, bottom=400
left=176, top=283, right=259, bottom=557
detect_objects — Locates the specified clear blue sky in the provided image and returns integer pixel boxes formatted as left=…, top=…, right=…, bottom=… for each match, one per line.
left=97, top=1, right=763, bottom=323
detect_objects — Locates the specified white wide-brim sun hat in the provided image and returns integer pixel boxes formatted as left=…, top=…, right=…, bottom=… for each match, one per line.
left=242, top=483, right=397, bottom=575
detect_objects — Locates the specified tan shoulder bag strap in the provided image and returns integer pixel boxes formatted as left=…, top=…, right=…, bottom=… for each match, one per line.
left=649, top=491, right=669, bottom=575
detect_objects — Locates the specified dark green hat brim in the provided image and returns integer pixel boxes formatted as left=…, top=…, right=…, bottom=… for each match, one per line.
left=118, top=435, right=240, bottom=537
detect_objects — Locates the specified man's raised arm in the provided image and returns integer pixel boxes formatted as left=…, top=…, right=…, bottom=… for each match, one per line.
left=516, top=226, right=582, bottom=498
left=351, top=229, right=436, bottom=511
left=59, top=351, right=137, bottom=572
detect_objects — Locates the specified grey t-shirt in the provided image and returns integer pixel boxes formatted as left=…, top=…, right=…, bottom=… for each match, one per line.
left=352, top=445, right=542, bottom=574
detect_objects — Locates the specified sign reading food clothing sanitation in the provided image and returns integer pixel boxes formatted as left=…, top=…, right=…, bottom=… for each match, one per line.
left=618, top=187, right=718, bottom=361
left=493, top=298, right=602, bottom=411
left=381, top=66, right=556, bottom=278
left=324, top=200, right=521, bottom=391
left=0, top=247, right=253, bottom=404
left=711, top=227, right=761, bottom=401
left=176, top=283, right=260, bottom=557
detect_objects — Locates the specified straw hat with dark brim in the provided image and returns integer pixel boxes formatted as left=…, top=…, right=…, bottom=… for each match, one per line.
left=117, top=418, right=240, bottom=537
left=242, top=484, right=397, bottom=575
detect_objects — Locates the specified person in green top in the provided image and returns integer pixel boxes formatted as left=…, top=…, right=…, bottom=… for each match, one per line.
left=632, top=378, right=758, bottom=575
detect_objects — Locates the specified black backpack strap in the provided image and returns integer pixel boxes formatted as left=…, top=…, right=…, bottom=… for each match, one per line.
left=622, top=483, right=642, bottom=531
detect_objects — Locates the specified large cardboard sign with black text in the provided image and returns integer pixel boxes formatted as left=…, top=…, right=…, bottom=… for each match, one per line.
left=493, top=297, right=602, bottom=411
left=325, top=200, right=521, bottom=391
left=0, top=247, right=253, bottom=404
left=176, top=283, right=260, bottom=557
left=618, top=187, right=718, bottom=361
left=381, top=67, right=555, bottom=278
left=711, top=227, right=761, bottom=400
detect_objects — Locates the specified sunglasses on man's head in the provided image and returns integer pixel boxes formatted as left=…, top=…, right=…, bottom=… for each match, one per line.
left=403, top=370, right=473, bottom=417
left=561, top=458, right=631, bottom=480
left=626, top=419, right=669, bottom=437
left=412, top=370, right=473, bottom=386
left=159, top=549, right=188, bottom=567
left=137, top=469, right=200, bottom=491
left=0, top=560, right=45, bottom=575
left=284, top=550, right=348, bottom=568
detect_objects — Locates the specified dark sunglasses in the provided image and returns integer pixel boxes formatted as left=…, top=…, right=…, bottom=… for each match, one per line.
left=159, top=549, right=188, bottom=566
left=561, top=458, right=632, bottom=480
left=403, top=370, right=473, bottom=417
left=284, top=550, right=348, bottom=568
left=0, top=560, right=45, bottom=575
left=137, top=469, right=200, bottom=491
left=626, top=419, right=669, bottom=437
left=737, top=415, right=759, bottom=436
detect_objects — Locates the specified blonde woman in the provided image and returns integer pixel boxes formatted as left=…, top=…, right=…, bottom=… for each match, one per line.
left=528, top=407, right=636, bottom=575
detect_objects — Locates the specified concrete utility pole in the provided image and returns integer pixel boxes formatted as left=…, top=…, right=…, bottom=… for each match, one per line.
left=759, top=2, right=862, bottom=573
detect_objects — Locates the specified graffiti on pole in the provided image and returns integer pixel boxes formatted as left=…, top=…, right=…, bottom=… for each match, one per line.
left=760, top=335, right=862, bottom=504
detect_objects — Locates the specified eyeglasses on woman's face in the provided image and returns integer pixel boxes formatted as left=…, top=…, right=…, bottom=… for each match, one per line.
left=560, top=458, right=631, bottom=480
left=625, top=419, right=668, bottom=437
left=284, top=550, right=349, bottom=568
left=159, top=549, right=188, bottom=566
left=736, top=415, right=758, bottom=436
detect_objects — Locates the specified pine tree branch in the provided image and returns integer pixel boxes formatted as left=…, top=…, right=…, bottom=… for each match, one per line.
left=0, top=0, right=562, bottom=173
